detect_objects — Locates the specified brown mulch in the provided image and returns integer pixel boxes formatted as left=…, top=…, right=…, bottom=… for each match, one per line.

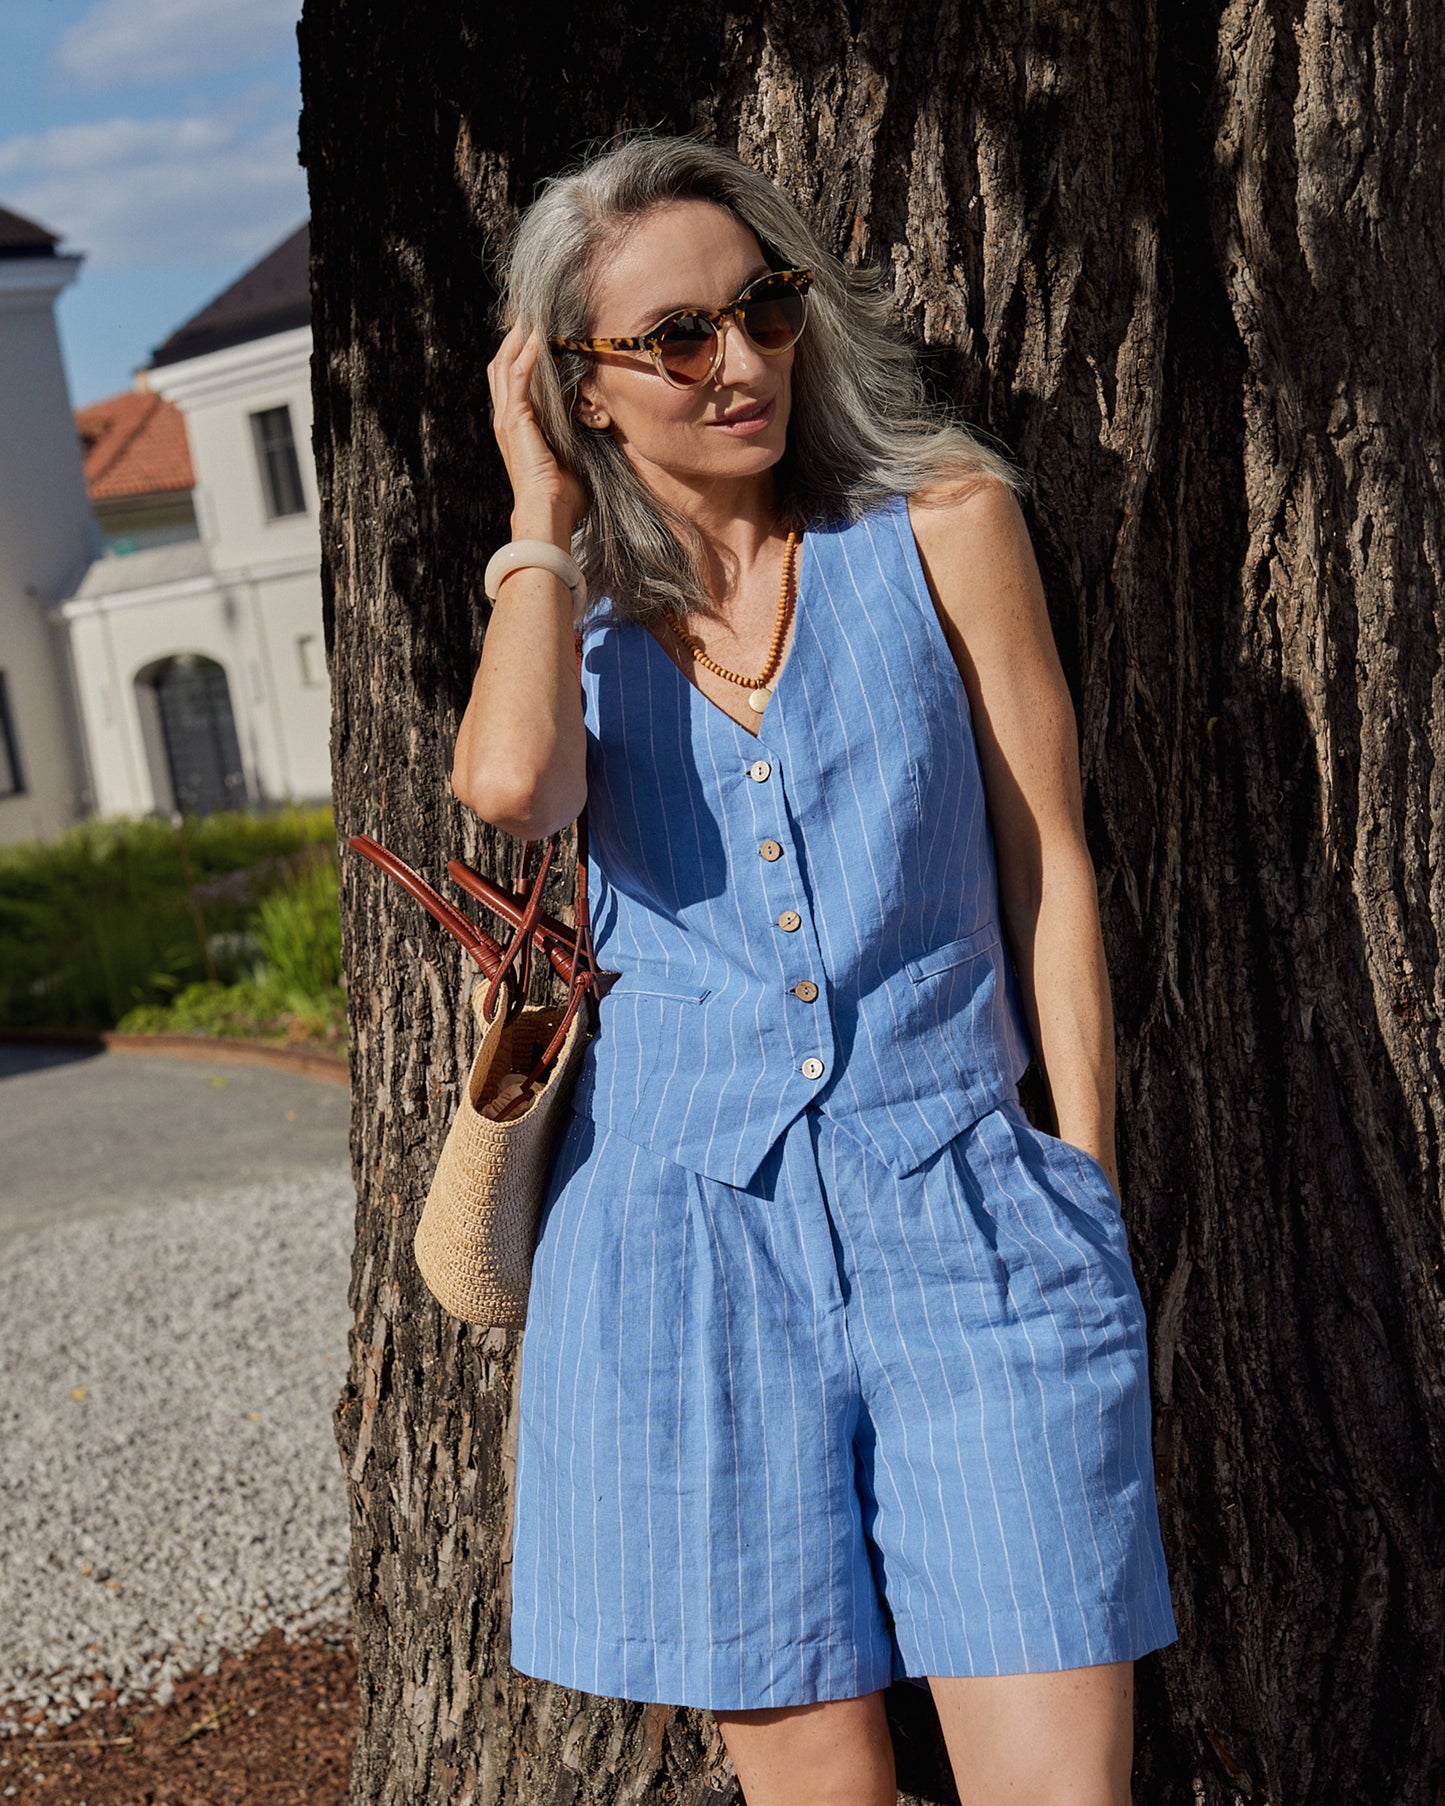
left=0, top=1630, right=357, bottom=1805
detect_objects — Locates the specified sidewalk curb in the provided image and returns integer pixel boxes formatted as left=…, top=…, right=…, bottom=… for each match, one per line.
left=0, top=1029, right=350, bottom=1087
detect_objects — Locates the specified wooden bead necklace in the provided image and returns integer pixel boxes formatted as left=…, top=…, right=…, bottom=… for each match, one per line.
left=667, top=530, right=800, bottom=717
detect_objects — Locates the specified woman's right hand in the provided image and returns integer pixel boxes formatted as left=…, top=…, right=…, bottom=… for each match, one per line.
left=487, top=321, right=587, bottom=539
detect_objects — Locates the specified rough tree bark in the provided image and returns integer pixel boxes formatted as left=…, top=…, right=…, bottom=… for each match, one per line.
left=297, top=2, right=1445, bottom=1801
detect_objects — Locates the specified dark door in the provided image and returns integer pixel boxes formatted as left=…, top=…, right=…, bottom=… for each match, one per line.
left=150, top=655, right=247, bottom=814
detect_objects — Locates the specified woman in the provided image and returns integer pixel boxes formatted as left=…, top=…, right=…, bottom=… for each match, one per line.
left=453, top=135, right=1176, bottom=1806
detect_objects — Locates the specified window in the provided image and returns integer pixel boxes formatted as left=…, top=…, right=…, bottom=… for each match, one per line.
left=0, top=672, right=24, bottom=798
left=250, top=404, right=307, bottom=519
left=296, top=633, right=325, bottom=688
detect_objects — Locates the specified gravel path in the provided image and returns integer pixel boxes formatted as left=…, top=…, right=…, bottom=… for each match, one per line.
left=0, top=1051, right=355, bottom=1733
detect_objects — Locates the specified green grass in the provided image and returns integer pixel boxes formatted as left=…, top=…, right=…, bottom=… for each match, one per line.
left=0, top=807, right=345, bottom=1047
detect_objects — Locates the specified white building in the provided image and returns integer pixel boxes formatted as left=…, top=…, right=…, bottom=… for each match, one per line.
left=0, top=206, right=98, bottom=843
left=0, top=208, right=331, bottom=840
left=59, top=223, right=331, bottom=819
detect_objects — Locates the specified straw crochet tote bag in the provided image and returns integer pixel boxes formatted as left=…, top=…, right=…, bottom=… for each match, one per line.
left=348, top=824, right=599, bottom=1329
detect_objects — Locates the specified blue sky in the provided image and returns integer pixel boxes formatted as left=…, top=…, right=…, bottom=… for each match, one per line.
left=0, top=0, right=307, bottom=406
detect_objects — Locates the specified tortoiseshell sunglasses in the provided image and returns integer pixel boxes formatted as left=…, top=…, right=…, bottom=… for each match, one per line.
left=551, top=268, right=814, bottom=390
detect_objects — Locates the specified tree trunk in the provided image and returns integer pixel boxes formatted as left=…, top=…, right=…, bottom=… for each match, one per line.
left=297, top=2, right=1445, bottom=1800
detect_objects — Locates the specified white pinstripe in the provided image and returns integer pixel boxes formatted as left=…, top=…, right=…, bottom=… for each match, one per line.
left=506, top=497, right=1176, bottom=1706
left=994, top=1131, right=1125, bottom=1634
left=1027, top=1118, right=1179, bottom=1639
left=975, top=1128, right=1092, bottom=1662
left=575, top=502, right=1032, bottom=1183
left=914, top=1165, right=1002, bottom=1670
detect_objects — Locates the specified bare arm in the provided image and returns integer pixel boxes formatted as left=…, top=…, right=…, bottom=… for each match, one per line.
left=908, top=481, right=1119, bottom=1194
left=451, top=325, right=588, bottom=838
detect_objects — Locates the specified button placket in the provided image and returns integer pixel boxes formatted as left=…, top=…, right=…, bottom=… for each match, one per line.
left=743, top=748, right=835, bottom=1091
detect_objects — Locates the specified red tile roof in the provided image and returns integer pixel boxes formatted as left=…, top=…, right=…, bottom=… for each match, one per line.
left=75, top=389, right=194, bottom=500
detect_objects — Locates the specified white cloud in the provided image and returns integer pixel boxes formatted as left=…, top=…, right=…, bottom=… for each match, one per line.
left=0, top=94, right=307, bottom=269
left=55, top=0, right=301, bottom=90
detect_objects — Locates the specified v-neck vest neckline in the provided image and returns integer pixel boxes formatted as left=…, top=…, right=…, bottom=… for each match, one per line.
left=636, top=530, right=812, bottom=745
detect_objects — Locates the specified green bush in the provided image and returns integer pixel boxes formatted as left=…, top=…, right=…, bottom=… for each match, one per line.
left=254, top=851, right=344, bottom=1001
left=117, top=975, right=347, bottom=1048
left=0, top=807, right=339, bottom=1033
left=115, top=844, right=348, bottom=1050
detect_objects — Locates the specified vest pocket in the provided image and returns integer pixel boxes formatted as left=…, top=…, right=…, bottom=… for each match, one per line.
left=606, top=970, right=712, bottom=1004
left=905, top=921, right=1002, bottom=980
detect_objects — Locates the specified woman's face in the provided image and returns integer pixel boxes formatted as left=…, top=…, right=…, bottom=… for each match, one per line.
left=573, top=200, right=795, bottom=500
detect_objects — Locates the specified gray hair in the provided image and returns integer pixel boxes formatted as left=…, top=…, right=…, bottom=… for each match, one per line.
left=501, top=135, right=1022, bottom=624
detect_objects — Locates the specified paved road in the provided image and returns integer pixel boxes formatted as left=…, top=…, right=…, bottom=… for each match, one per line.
left=0, top=1043, right=351, bottom=1245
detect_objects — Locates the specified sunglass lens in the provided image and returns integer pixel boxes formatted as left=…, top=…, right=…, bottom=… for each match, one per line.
left=740, top=282, right=806, bottom=352
left=653, top=316, right=717, bottom=385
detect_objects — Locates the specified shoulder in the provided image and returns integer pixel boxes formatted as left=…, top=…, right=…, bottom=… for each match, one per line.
left=902, top=476, right=1041, bottom=641
left=898, top=477, right=1063, bottom=724
left=905, top=475, right=1030, bottom=573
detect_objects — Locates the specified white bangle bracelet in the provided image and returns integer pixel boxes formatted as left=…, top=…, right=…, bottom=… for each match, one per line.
left=483, top=539, right=587, bottom=608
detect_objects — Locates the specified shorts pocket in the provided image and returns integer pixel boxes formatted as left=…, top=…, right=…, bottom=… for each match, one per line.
left=1038, top=1132, right=1128, bottom=1244
left=999, top=1102, right=1124, bottom=1231
left=1048, top=1134, right=1118, bottom=1200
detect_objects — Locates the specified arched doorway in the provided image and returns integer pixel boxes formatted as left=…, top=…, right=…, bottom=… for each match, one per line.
left=134, top=654, right=247, bottom=815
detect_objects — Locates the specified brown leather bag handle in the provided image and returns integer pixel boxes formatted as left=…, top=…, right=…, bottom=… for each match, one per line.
left=347, top=817, right=599, bottom=1080
left=481, top=838, right=554, bottom=1024
left=347, top=833, right=504, bottom=977
left=444, top=859, right=583, bottom=973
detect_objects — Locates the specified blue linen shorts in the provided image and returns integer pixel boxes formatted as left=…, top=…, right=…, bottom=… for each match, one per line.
left=508, top=1098, right=1177, bottom=1709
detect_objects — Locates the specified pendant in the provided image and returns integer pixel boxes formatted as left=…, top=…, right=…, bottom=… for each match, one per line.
left=748, top=685, right=772, bottom=714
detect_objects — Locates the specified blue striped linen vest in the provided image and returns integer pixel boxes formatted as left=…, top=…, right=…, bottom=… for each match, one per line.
left=571, top=492, right=1035, bottom=1191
